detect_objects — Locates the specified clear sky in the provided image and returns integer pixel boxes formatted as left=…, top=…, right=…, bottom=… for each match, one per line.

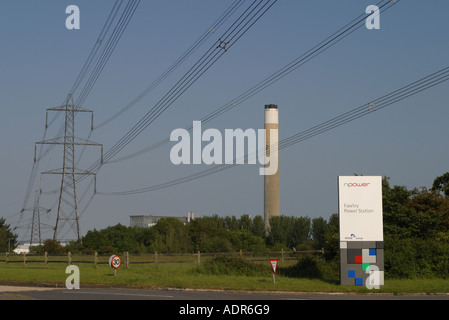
left=1, top=0, right=448, bottom=242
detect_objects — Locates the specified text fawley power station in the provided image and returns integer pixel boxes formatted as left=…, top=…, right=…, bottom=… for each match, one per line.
left=343, top=203, right=375, bottom=214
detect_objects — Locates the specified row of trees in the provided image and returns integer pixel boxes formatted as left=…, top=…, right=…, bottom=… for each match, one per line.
left=3, top=173, right=449, bottom=278
left=381, top=174, right=449, bottom=278
left=72, top=215, right=328, bottom=254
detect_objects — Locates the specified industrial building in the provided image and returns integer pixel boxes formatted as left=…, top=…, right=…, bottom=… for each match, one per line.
left=130, top=211, right=194, bottom=228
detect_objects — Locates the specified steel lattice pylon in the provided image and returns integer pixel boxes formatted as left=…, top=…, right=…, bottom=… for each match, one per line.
left=30, top=190, right=43, bottom=246
left=36, top=94, right=102, bottom=241
left=21, top=190, right=51, bottom=246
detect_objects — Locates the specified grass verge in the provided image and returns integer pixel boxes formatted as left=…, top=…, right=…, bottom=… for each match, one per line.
left=0, top=258, right=448, bottom=294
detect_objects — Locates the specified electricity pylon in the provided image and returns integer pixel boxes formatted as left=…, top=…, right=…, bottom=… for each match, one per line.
left=36, top=94, right=102, bottom=242
left=20, top=190, right=51, bottom=246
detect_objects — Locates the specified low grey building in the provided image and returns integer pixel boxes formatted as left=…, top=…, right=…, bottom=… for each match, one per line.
left=130, top=211, right=194, bottom=228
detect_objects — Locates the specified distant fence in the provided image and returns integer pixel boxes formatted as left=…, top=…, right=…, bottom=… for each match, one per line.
left=0, top=249, right=323, bottom=268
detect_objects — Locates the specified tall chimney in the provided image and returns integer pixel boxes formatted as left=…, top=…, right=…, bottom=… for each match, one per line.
left=264, top=104, right=280, bottom=230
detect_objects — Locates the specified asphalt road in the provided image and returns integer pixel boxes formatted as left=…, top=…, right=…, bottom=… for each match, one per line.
left=2, top=285, right=447, bottom=319
left=1, top=285, right=448, bottom=301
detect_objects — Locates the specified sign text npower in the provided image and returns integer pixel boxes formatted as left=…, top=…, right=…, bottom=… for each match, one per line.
left=169, top=121, right=278, bottom=176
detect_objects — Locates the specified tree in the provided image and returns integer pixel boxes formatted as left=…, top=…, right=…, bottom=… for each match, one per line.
left=0, top=218, right=17, bottom=253
left=432, top=172, right=449, bottom=197
left=151, top=217, right=189, bottom=253
left=42, top=239, right=66, bottom=255
left=265, top=216, right=311, bottom=248
left=250, top=215, right=265, bottom=238
left=288, top=216, right=311, bottom=248
left=407, top=187, right=449, bottom=237
left=81, top=224, right=140, bottom=253
left=382, top=177, right=416, bottom=238
left=323, top=213, right=339, bottom=261
left=239, top=215, right=252, bottom=232
left=188, top=217, right=229, bottom=252
left=224, top=216, right=239, bottom=231
left=265, top=216, right=286, bottom=247
left=382, top=176, right=449, bottom=238
left=103, top=224, right=139, bottom=253
left=82, top=228, right=108, bottom=251
left=311, top=217, right=328, bottom=249
left=134, top=227, right=155, bottom=253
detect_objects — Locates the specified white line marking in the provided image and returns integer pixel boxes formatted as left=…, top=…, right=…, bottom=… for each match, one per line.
left=62, top=290, right=174, bottom=298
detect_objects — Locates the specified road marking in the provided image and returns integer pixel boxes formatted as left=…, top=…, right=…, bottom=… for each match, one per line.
left=0, top=286, right=57, bottom=292
left=62, top=290, right=174, bottom=298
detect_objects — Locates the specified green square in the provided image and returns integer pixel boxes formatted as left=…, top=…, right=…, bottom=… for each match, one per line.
left=362, top=263, right=370, bottom=270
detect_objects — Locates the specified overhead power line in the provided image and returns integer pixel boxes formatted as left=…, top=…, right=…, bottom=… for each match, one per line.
left=96, top=65, right=449, bottom=195
left=24, top=0, right=277, bottom=236
left=67, top=0, right=399, bottom=206
left=108, top=0, right=398, bottom=164
left=38, top=0, right=140, bottom=163
left=86, top=0, right=279, bottom=174
left=94, top=0, right=247, bottom=130
left=17, top=0, right=130, bottom=215
left=39, top=0, right=279, bottom=226
left=75, top=0, right=141, bottom=108
left=69, top=0, right=125, bottom=96
left=11, top=0, right=140, bottom=241
left=35, top=0, right=404, bottom=229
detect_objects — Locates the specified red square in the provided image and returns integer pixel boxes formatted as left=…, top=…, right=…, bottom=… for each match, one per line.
left=355, top=255, right=362, bottom=264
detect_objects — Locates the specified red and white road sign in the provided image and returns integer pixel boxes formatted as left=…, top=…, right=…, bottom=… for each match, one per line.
left=270, top=259, right=278, bottom=274
left=109, top=255, right=121, bottom=269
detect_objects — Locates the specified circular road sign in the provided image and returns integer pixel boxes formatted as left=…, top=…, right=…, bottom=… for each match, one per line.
left=109, top=255, right=121, bottom=269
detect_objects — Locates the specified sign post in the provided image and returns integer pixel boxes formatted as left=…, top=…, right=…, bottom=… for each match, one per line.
left=338, top=176, right=384, bottom=288
left=109, top=255, right=121, bottom=276
left=270, top=259, right=278, bottom=284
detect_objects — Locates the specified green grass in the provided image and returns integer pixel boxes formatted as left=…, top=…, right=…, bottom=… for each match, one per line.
left=1, top=260, right=449, bottom=294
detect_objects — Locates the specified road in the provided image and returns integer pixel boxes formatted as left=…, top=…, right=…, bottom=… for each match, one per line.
left=1, top=285, right=448, bottom=300
left=2, top=285, right=447, bottom=319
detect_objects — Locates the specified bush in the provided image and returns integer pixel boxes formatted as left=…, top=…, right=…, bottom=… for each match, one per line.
left=97, top=245, right=115, bottom=255
left=42, top=239, right=66, bottom=255
left=281, top=255, right=339, bottom=281
left=197, top=255, right=268, bottom=276
left=384, top=236, right=449, bottom=279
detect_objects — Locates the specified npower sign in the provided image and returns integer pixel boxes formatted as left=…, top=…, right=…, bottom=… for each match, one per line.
left=343, top=182, right=371, bottom=188
left=338, top=176, right=383, bottom=242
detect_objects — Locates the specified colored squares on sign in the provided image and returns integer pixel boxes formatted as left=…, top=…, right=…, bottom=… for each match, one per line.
left=362, top=249, right=376, bottom=263
left=347, top=249, right=363, bottom=264
left=340, top=241, right=384, bottom=287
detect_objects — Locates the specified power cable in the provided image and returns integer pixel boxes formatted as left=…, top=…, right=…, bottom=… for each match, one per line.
left=75, top=0, right=141, bottom=108
left=96, top=66, right=449, bottom=195
left=10, top=0, right=137, bottom=237
left=86, top=0, right=278, bottom=174
left=108, top=0, right=397, bottom=164
left=94, top=0, right=247, bottom=130
left=25, top=0, right=278, bottom=236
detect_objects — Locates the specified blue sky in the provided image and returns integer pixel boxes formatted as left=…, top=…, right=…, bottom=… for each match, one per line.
left=1, top=1, right=448, bottom=241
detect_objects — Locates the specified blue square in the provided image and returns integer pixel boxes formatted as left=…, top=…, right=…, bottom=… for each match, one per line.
left=369, top=248, right=376, bottom=256
left=348, top=270, right=356, bottom=278
left=355, top=278, right=363, bottom=286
